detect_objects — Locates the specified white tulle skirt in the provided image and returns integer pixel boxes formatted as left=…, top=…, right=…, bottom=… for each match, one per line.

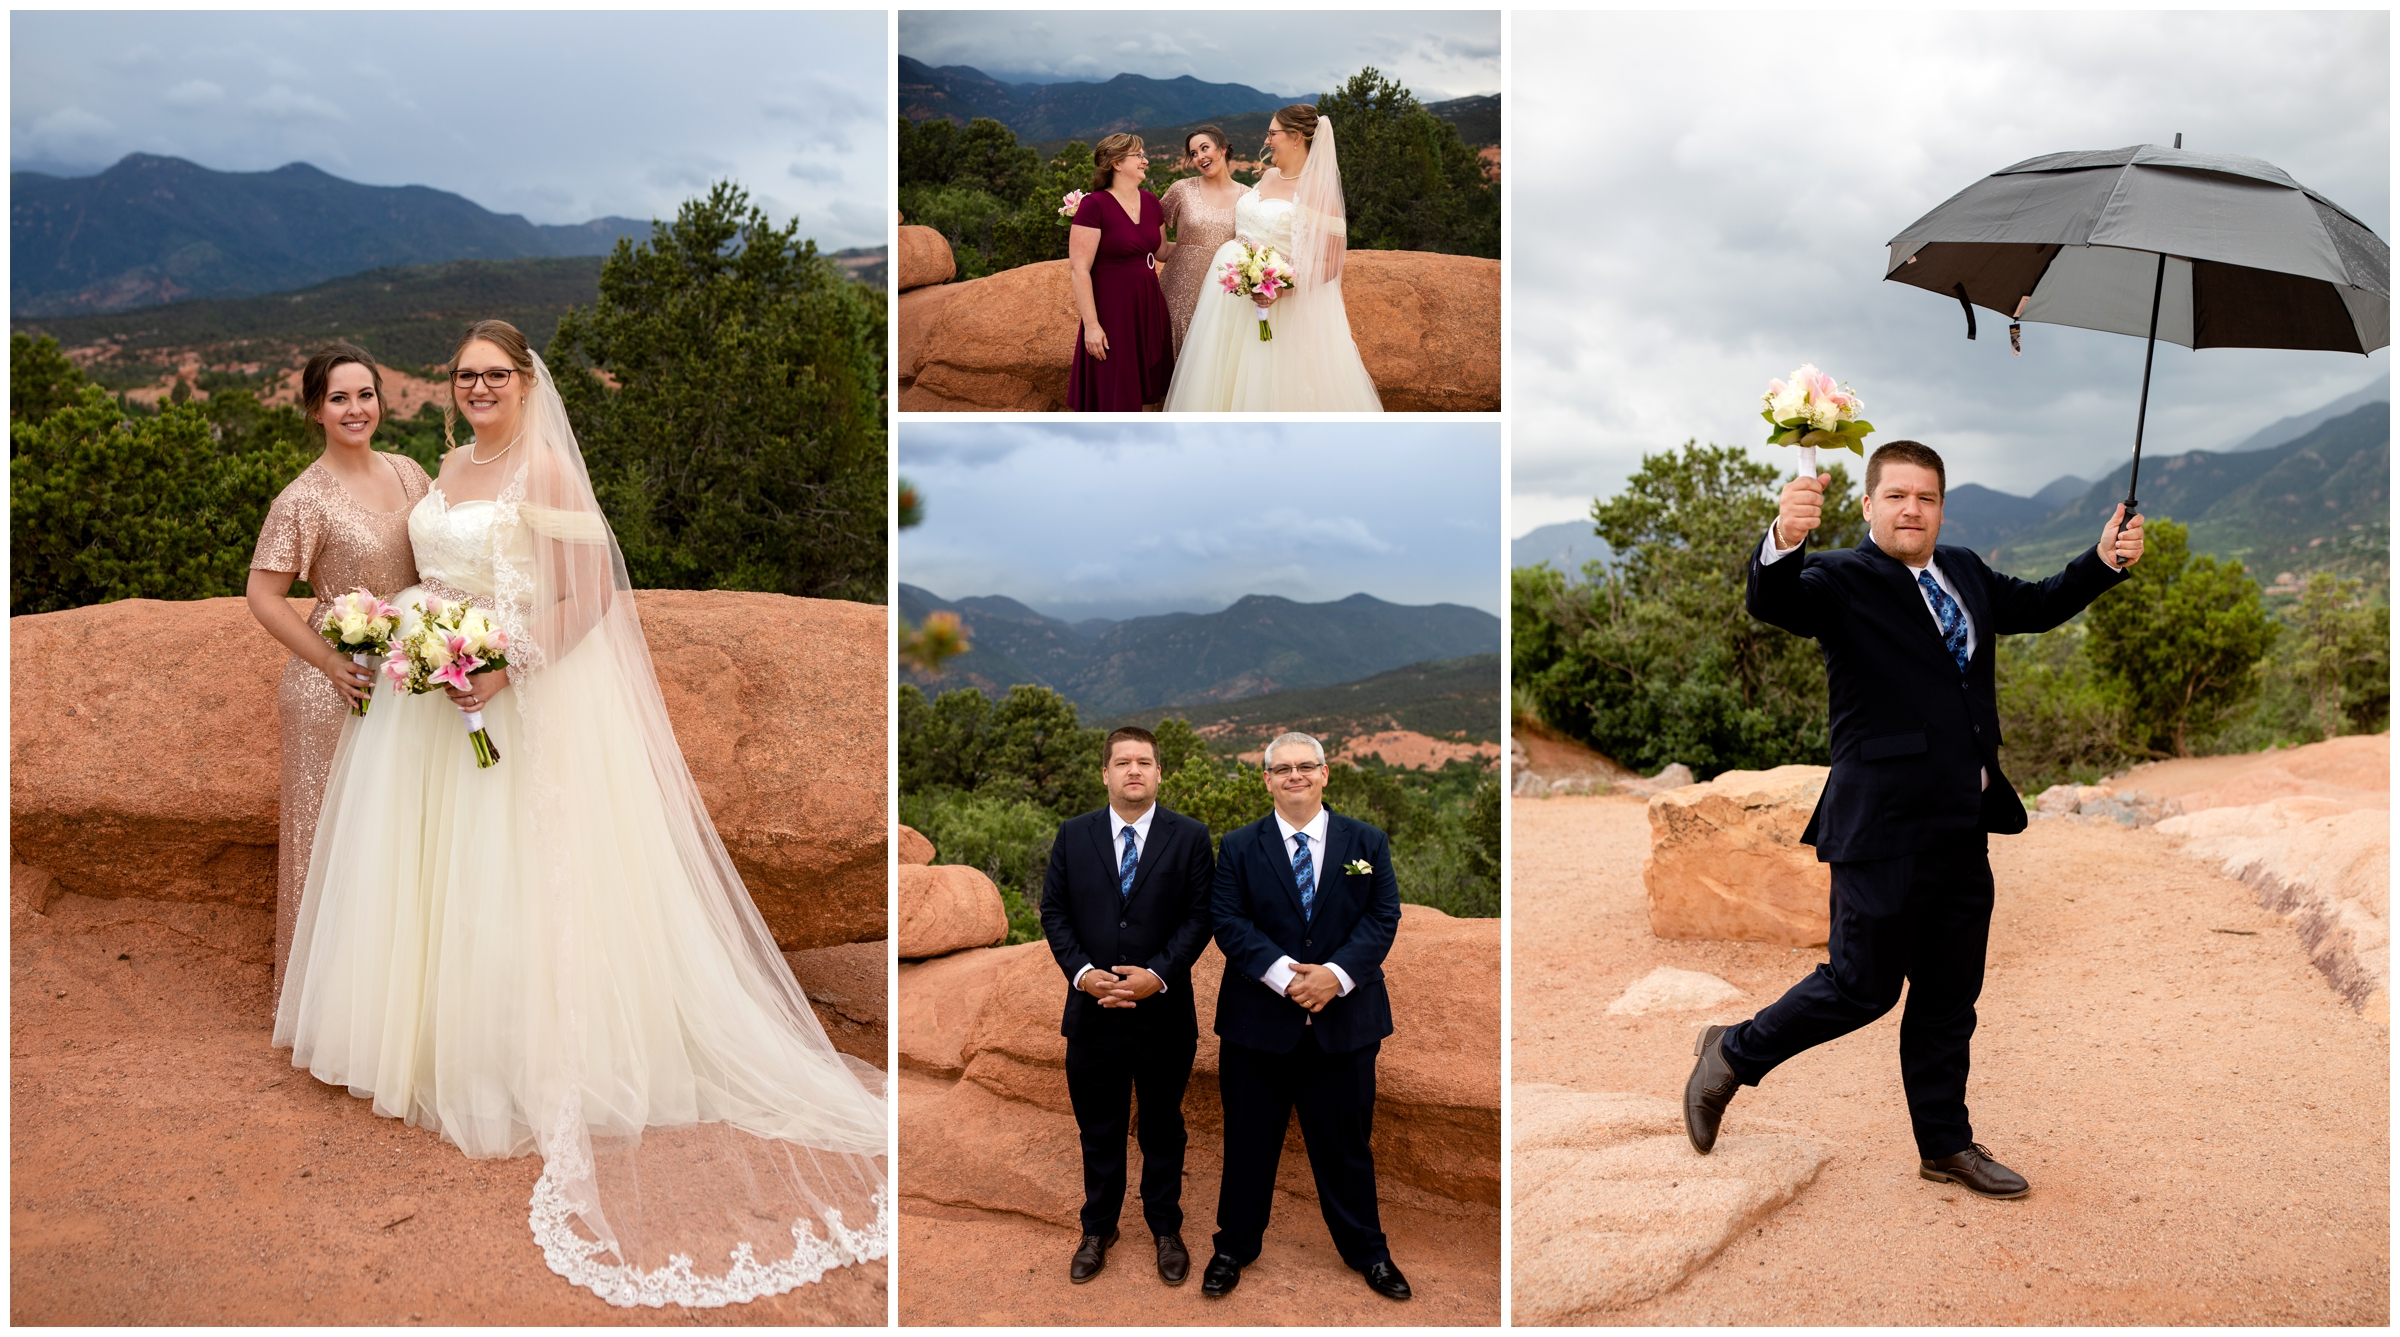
left=274, top=590, right=887, bottom=1307
left=1163, top=239, right=1385, bottom=412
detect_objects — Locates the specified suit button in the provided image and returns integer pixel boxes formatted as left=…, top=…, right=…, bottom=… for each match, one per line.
left=1118, top=920, right=1128, bottom=929
left=1304, top=939, right=1312, bottom=948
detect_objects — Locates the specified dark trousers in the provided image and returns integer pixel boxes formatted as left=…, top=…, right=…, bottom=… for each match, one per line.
left=1720, top=833, right=1995, bottom=1160
left=1064, top=1029, right=1197, bottom=1237
left=1212, top=1030, right=1390, bottom=1269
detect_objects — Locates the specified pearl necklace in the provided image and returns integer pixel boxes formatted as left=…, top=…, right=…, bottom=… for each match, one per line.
left=468, top=430, right=521, bottom=466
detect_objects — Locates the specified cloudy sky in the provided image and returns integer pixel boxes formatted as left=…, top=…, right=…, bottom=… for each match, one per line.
left=1514, top=11, right=2389, bottom=535
left=10, top=11, right=889, bottom=250
left=900, top=10, right=1500, bottom=103
left=899, top=422, right=1502, bottom=621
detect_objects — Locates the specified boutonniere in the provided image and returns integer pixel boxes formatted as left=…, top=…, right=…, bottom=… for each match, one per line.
left=1343, top=859, right=1373, bottom=876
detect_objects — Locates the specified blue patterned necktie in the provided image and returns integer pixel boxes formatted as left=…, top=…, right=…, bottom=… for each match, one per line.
left=1918, top=571, right=1972, bottom=676
left=1291, top=831, right=1315, bottom=920
left=1118, top=826, right=1138, bottom=904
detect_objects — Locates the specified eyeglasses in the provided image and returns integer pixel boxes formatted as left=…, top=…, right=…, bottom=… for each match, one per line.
left=1265, top=762, right=1323, bottom=779
left=453, top=368, right=519, bottom=389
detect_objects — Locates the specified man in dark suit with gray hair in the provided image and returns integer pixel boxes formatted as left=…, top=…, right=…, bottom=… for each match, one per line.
left=1200, top=730, right=1411, bottom=1302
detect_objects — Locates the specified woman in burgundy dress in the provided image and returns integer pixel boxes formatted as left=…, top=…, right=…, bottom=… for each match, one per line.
left=1066, top=133, right=1174, bottom=410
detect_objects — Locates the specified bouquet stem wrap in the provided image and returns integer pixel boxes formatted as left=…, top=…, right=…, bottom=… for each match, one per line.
left=350, top=653, right=377, bottom=717
left=460, top=710, right=502, bottom=769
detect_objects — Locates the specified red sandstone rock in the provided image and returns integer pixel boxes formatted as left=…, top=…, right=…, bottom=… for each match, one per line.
left=902, top=903, right=1499, bottom=1211
left=783, top=939, right=891, bottom=1069
left=897, top=251, right=1501, bottom=413
left=897, top=864, right=1008, bottom=959
left=1643, top=766, right=1832, bottom=947
left=898, top=824, right=936, bottom=866
left=897, top=224, right=956, bottom=292
left=897, top=940, right=1040, bottom=1075
left=9, top=592, right=888, bottom=952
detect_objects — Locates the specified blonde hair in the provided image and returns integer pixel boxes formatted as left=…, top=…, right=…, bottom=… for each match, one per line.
left=1089, top=133, right=1147, bottom=193
left=1273, top=103, right=1321, bottom=144
left=441, top=319, right=535, bottom=452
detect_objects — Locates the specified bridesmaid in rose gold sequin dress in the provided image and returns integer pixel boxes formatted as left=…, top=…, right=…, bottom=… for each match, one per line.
left=1156, top=127, right=1247, bottom=355
left=245, top=344, right=431, bottom=995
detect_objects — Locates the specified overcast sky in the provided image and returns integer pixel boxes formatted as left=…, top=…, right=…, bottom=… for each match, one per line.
left=1514, top=11, right=2389, bottom=535
left=900, top=10, right=1500, bottom=103
left=899, top=422, right=1502, bottom=621
left=10, top=11, right=889, bottom=251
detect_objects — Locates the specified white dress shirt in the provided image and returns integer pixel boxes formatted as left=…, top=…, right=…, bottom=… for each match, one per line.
left=1763, top=524, right=1988, bottom=789
left=1260, top=806, right=1355, bottom=1014
left=1073, top=803, right=1167, bottom=993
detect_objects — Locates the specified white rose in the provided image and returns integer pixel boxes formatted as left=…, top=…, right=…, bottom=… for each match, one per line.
left=337, top=613, right=370, bottom=642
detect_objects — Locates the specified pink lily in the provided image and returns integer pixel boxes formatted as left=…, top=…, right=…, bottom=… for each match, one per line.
left=429, top=656, right=482, bottom=693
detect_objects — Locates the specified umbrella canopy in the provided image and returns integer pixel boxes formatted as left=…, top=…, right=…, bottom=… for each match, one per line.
left=1886, top=144, right=2389, bottom=355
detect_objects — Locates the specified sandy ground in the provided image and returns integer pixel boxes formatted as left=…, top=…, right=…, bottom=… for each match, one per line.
left=1512, top=793, right=2389, bottom=1325
left=894, top=1072, right=1500, bottom=1326
left=10, top=893, right=886, bottom=1326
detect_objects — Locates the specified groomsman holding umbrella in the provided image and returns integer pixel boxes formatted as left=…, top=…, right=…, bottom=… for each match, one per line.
left=1040, top=726, right=1217, bottom=1285
left=1202, top=732, right=1411, bottom=1302
left=1684, top=440, right=2144, bottom=1198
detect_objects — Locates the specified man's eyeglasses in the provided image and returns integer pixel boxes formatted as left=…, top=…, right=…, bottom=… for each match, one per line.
left=1265, top=762, right=1323, bottom=779
left=453, top=368, right=520, bottom=389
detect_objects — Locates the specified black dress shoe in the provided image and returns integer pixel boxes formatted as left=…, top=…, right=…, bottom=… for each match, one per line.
left=1684, top=1023, right=1741, bottom=1155
left=1199, top=1251, right=1243, bottom=1297
left=1155, top=1233, right=1189, bottom=1285
left=1069, top=1228, right=1118, bottom=1283
left=1361, top=1259, right=1412, bottom=1300
left=1919, top=1143, right=2031, bottom=1199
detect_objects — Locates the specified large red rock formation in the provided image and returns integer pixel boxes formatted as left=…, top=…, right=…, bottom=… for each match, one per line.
left=1642, top=765, right=1832, bottom=946
left=895, top=234, right=1500, bottom=413
left=9, top=591, right=888, bottom=952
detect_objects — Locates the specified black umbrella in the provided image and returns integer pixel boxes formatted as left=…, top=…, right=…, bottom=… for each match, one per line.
left=1884, top=139, right=2390, bottom=557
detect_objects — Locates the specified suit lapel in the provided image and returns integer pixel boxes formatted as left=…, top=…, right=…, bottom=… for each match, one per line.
left=1125, top=810, right=1169, bottom=903
left=1936, top=546, right=1994, bottom=669
left=1260, top=814, right=1307, bottom=921
left=1860, top=536, right=1948, bottom=653
left=1312, top=814, right=1350, bottom=927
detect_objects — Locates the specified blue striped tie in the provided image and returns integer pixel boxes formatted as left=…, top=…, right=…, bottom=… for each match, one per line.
left=1292, top=832, right=1315, bottom=920
left=1919, top=571, right=1972, bottom=676
left=1118, top=826, right=1138, bottom=904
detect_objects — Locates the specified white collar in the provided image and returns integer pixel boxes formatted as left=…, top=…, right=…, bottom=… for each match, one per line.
left=1273, top=807, right=1330, bottom=844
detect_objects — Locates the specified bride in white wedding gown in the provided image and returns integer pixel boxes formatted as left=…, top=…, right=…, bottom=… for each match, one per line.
left=274, top=320, right=887, bottom=1309
left=1163, top=103, right=1385, bottom=412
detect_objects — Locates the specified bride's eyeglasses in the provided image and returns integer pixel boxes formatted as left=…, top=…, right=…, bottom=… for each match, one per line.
left=453, top=368, right=520, bottom=389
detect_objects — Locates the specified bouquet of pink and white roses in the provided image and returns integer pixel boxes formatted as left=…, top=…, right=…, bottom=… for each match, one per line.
left=1761, top=364, right=1873, bottom=476
left=318, top=588, right=400, bottom=717
left=383, top=596, right=513, bottom=769
left=1058, top=189, right=1087, bottom=218
left=1217, top=242, right=1288, bottom=342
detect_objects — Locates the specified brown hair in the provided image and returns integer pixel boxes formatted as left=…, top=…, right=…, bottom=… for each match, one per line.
left=442, top=319, right=536, bottom=452
left=1103, top=726, right=1161, bottom=768
left=1183, top=125, right=1227, bottom=165
left=299, top=341, right=387, bottom=446
left=1865, top=440, right=1948, bottom=499
left=1089, top=133, right=1147, bottom=193
left=1273, top=103, right=1321, bottom=144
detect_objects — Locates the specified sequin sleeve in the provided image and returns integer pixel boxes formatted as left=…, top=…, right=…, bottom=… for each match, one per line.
left=1160, top=177, right=1188, bottom=233
left=389, top=451, right=433, bottom=502
left=251, top=474, right=322, bottom=583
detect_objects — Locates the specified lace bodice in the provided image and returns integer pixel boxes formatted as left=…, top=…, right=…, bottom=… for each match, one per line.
left=1234, top=192, right=1298, bottom=252
left=409, top=488, right=533, bottom=598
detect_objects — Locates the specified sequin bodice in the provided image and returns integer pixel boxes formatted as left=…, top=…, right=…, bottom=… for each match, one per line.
left=409, top=489, right=534, bottom=598
left=251, top=454, right=432, bottom=629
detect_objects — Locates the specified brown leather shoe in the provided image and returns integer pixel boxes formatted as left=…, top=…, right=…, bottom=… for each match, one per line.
left=1684, top=1024, right=1741, bottom=1155
left=1069, top=1228, right=1119, bottom=1283
left=1919, top=1143, right=2030, bottom=1199
left=1155, top=1233, right=1189, bottom=1285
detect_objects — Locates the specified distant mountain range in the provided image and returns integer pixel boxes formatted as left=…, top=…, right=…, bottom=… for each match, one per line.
left=1093, top=654, right=1502, bottom=752
left=899, top=56, right=1294, bottom=144
left=11, top=153, right=648, bottom=316
left=899, top=585, right=1502, bottom=716
left=1991, top=400, right=2389, bottom=583
left=12, top=243, right=888, bottom=377
left=2221, top=378, right=2388, bottom=453
left=1512, top=521, right=1613, bottom=577
left=1033, top=93, right=1502, bottom=162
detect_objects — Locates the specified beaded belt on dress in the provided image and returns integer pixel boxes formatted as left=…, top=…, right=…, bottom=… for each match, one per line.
left=419, top=575, right=496, bottom=612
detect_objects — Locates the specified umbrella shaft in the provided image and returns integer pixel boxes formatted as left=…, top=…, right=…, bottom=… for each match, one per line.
left=2126, top=251, right=2167, bottom=514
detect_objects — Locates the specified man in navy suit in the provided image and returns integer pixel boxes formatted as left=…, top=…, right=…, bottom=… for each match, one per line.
left=1200, top=731, right=1411, bottom=1302
left=1684, top=440, right=2145, bottom=1199
left=1039, top=726, right=1217, bottom=1285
